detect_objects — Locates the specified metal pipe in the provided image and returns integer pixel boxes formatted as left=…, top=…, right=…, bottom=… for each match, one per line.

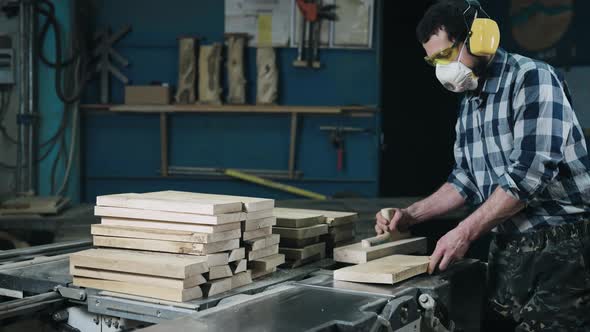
left=27, top=1, right=35, bottom=193
left=0, top=240, right=91, bottom=261
left=16, top=0, right=26, bottom=194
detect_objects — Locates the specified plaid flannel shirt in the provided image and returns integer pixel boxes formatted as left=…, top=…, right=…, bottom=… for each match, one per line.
left=448, top=48, right=590, bottom=233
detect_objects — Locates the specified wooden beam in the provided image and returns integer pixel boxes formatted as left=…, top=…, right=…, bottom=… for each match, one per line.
left=93, top=236, right=240, bottom=255
left=288, top=113, right=298, bottom=179
left=333, top=255, right=429, bottom=285
left=333, top=237, right=427, bottom=264
left=100, top=217, right=241, bottom=234
left=280, top=242, right=325, bottom=261
left=91, top=224, right=241, bottom=243
left=70, top=266, right=205, bottom=289
left=73, top=277, right=203, bottom=302
left=160, top=113, right=169, bottom=177
left=70, top=249, right=208, bottom=279
left=247, top=244, right=279, bottom=261
left=95, top=206, right=244, bottom=225
left=244, top=234, right=280, bottom=251
left=248, top=254, right=285, bottom=271
left=241, top=217, right=277, bottom=231
left=272, top=224, right=328, bottom=239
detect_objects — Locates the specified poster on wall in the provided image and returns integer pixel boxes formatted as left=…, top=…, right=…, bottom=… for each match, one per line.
left=498, top=0, right=590, bottom=66
left=225, top=0, right=291, bottom=46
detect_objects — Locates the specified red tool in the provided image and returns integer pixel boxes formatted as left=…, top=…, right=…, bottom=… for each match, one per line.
left=293, top=0, right=337, bottom=69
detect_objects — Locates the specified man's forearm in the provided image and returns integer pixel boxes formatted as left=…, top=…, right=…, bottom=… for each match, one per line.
left=406, top=182, right=466, bottom=223
left=458, top=187, right=526, bottom=241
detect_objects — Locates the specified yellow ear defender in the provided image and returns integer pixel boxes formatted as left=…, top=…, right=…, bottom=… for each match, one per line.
left=464, top=0, right=500, bottom=56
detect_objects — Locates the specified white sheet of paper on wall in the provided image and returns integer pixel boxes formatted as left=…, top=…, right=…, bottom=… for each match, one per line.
left=225, top=0, right=291, bottom=46
left=333, top=0, right=373, bottom=47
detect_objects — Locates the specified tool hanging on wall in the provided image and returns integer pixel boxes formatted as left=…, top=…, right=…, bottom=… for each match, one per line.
left=293, top=0, right=337, bottom=69
left=320, top=126, right=369, bottom=172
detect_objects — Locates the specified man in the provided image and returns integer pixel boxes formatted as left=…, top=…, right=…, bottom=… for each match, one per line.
left=375, top=0, right=590, bottom=330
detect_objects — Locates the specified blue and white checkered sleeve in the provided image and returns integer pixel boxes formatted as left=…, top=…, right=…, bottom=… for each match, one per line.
left=497, top=67, right=572, bottom=202
left=447, top=116, right=482, bottom=205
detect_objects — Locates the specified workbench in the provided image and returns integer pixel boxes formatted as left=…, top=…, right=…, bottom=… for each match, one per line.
left=0, top=198, right=487, bottom=331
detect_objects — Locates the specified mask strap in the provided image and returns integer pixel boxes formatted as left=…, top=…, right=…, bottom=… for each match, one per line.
left=458, top=10, right=477, bottom=62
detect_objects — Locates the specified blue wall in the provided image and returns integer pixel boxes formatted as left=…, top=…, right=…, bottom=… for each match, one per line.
left=79, top=0, right=382, bottom=202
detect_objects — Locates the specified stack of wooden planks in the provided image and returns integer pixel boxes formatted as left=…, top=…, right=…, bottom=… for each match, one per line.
left=273, top=208, right=358, bottom=258
left=273, top=208, right=329, bottom=268
left=240, top=195, right=285, bottom=279
left=70, top=191, right=276, bottom=302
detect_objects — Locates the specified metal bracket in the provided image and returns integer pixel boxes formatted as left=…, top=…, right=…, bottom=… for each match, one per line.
left=56, top=285, right=86, bottom=301
left=419, top=294, right=454, bottom=332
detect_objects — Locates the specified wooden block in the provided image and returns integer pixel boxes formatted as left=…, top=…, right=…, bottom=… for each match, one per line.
left=333, top=255, right=430, bottom=285
left=273, top=208, right=326, bottom=228
left=333, top=237, right=427, bottom=264
left=280, top=242, right=325, bottom=261
left=93, top=236, right=240, bottom=255
left=206, top=253, right=229, bottom=267
left=243, top=227, right=272, bottom=241
left=91, top=224, right=241, bottom=244
left=247, top=244, right=279, bottom=260
left=228, top=248, right=245, bottom=262
left=125, top=86, right=170, bottom=105
left=152, top=191, right=274, bottom=212
left=272, top=224, right=328, bottom=239
left=95, top=206, right=244, bottom=225
left=101, top=217, right=241, bottom=234
left=70, top=249, right=208, bottom=279
left=73, top=277, right=202, bottom=302
left=248, top=254, right=285, bottom=271
left=245, top=209, right=273, bottom=220
left=70, top=266, right=205, bottom=289
left=205, top=265, right=233, bottom=280
left=241, top=217, right=277, bottom=231
left=96, top=192, right=242, bottom=215
left=202, top=276, right=232, bottom=297
left=329, top=223, right=355, bottom=233
left=251, top=267, right=276, bottom=279
left=279, top=236, right=319, bottom=248
left=230, top=259, right=247, bottom=274
left=243, top=234, right=280, bottom=251
left=231, top=270, right=252, bottom=289
left=273, top=208, right=357, bottom=226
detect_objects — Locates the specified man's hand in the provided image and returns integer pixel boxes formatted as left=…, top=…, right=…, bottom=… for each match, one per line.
left=428, top=225, right=471, bottom=274
left=374, top=208, right=417, bottom=235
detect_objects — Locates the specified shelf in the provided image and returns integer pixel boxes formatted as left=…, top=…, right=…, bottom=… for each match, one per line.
left=80, top=104, right=378, bottom=115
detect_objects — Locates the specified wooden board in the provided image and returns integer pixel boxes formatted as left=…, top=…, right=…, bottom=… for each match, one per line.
left=333, top=255, right=430, bottom=285
left=231, top=270, right=252, bottom=289
left=0, top=196, right=69, bottom=215
left=243, top=227, right=273, bottom=241
left=280, top=242, right=325, bottom=261
left=247, top=244, right=279, bottom=261
left=251, top=267, right=276, bottom=279
left=101, top=217, right=241, bottom=234
left=73, top=277, right=203, bottom=302
left=228, top=248, right=245, bottom=262
left=91, top=224, right=241, bottom=244
left=96, top=192, right=243, bottom=215
left=273, top=208, right=357, bottom=226
left=279, top=236, right=319, bottom=249
left=70, top=266, right=205, bottom=289
left=273, top=208, right=326, bottom=228
left=333, top=237, right=427, bottom=264
left=206, top=253, right=229, bottom=267
left=243, top=234, right=280, bottom=251
left=230, top=259, right=247, bottom=274
left=70, top=249, right=208, bottom=279
left=205, top=265, right=232, bottom=280
left=95, top=206, right=244, bottom=225
left=248, top=254, right=285, bottom=271
left=93, top=236, right=240, bottom=255
left=152, top=191, right=274, bottom=212
left=242, top=217, right=277, bottom=231
left=272, top=224, right=328, bottom=239
left=202, top=276, right=232, bottom=297
left=245, top=209, right=274, bottom=221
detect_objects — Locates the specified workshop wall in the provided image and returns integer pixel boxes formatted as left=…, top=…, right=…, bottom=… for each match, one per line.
left=79, top=0, right=382, bottom=202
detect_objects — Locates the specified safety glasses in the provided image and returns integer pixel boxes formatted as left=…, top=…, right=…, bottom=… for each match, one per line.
left=424, top=43, right=459, bottom=67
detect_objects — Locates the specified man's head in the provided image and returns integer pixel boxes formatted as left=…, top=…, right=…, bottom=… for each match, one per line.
left=417, top=0, right=493, bottom=92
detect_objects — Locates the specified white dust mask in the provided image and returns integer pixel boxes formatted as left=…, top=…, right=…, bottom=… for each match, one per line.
left=435, top=43, right=478, bottom=93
